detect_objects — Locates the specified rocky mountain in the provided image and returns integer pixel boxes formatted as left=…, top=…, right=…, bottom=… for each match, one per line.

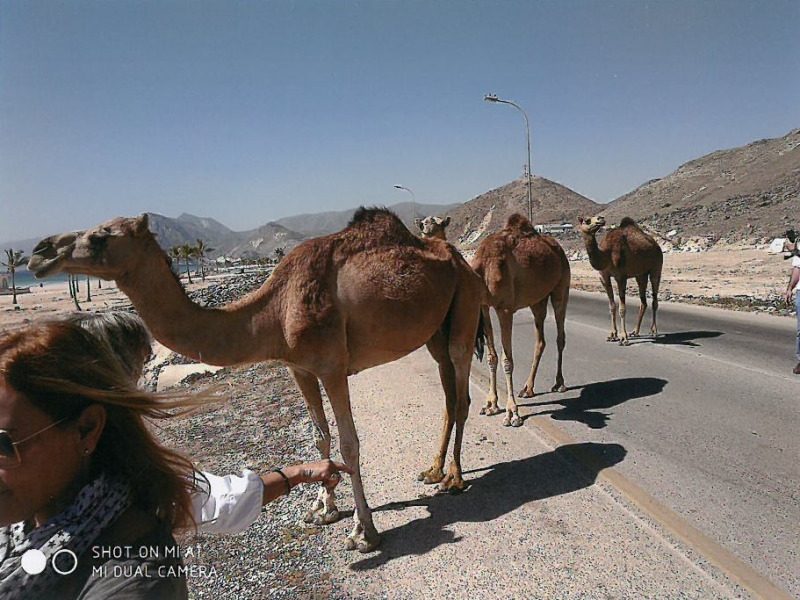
left=274, top=201, right=461, bottom=237
left=600, top=129, right=800, bottom=245
left=226, top=222, right=306, bottom=259
left=145, top=213, right=238, bottom=252
left=438, top=176, right=602, bottom=249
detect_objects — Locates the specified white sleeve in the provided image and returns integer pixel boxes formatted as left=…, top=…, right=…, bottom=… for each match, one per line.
left=792, top=256, right=800, bottom=269
left=191, top=470, right=264, bottom=534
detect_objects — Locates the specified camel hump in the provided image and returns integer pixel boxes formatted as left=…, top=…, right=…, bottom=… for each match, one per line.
left=619, top=217, right=639, bottom=228
left=505, top=213, right=537, bottom=235
left=343, top=206, right=421, bottom=247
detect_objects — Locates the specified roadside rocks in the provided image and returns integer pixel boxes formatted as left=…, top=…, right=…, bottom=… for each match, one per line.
left=188, top=273, right=270, bottom=307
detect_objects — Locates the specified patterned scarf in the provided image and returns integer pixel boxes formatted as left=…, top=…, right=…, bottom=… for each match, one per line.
left=0, top=472, right=131, bottom=599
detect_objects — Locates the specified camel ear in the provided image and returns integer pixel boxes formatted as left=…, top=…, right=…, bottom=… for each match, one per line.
left=414, top=218, right=423, bottom=230
left=578, top=217, right=584, bottom=224
left=133, top=214, right=150, bottom=236
left=441, top=216, right=451, bottom=227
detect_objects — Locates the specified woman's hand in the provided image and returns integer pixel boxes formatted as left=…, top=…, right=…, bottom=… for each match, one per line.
left=285, top=459, right=354, bottom=489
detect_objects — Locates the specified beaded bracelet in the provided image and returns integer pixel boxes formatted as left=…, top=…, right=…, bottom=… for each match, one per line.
left=271, top=468, right=291, bottom=495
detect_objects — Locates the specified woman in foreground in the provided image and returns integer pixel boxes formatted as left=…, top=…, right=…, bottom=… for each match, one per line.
left=0, top=319, right=350, bottom=599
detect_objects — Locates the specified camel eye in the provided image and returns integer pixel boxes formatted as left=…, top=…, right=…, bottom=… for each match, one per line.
left=89, top=232, right=109, bottom=249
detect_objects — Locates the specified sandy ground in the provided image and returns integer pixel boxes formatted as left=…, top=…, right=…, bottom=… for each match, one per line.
left=570, top=248, right=791, bottom=299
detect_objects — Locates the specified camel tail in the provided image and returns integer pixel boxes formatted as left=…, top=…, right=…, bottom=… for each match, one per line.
left=474, top=310, right=486, bottom=362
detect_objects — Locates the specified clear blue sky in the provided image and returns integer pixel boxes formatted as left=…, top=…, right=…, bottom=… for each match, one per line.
left=1, top=0, right=798, bottom=242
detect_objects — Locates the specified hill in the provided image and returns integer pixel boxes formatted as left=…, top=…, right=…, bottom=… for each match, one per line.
left=601, top=129, right=800, bottom=245
left=438, top=176, right=602, bottom=248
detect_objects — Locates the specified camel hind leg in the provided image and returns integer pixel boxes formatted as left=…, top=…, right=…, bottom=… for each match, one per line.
left=421, top=329, right=457, bottom=485
left=496, top=308, right=521, bottom=427
left=650, top=268, right=662, bottom=337
left=289, top=367, right=339, bottom=525
left=632, top=274, right=648, bottom=337
left=518, top=298, right=548, bottom=400
left=440, top=280, right=481, bottom=492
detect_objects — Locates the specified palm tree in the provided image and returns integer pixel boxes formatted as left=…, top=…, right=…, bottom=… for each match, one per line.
left=169, top=246, right=182, bottom=278
left=194, top=239, right=215, bottom=282
left=179, top=244, right=194, bottom=284
left=273, top=247, right=285, bottom=263
left=1, top=249, right=28, bottom=305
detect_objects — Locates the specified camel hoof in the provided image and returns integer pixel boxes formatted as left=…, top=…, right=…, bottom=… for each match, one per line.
left=345, top=528, right=381, bottom=553
left=438, top=474, right=467, bottom=493
left=304, top=505, right=340, bottom=525
left=418, top=467, right=445, bottom=484
left=509, top=415, right=523, bottom=427
left=606, top=335, right=619, bottom=342
left=551, top=384, right=567, bottom=393
left=517, top=387, right=535, bottom=398
left=481, top=405, right=501, bottom=416
left=619, top=338, right=630, bottom=346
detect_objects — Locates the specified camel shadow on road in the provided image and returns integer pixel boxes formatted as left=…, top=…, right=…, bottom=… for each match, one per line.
left=517, top=377, right=668, bottom=429
left=630, top=330, right=724, bottom=347
left=348, top=442, right=626, bottom=570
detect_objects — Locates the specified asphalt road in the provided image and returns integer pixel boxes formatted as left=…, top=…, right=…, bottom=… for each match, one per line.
left=471, top=289, right=799, bottom=597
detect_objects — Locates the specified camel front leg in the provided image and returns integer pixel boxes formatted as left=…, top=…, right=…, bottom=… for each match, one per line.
left=519, top=299, right=548, bottom=399
left=632, top=274, right=648, bottom=337
left=550, top=285, right=569, bottom=393
left=497, top=309, right=521, bottom=427
left=321, top=374, right=379, bottom=553
left=289, top=367, right=339, bottom=525
left=650, top=270, right=662, bottom=337
left=601, top=274, right=618, bottom=341
left=478, top=305, right=502, bottom=416
left=616, top=277, right=630, bottom=345
left=421, top=330, right=457, bottom=484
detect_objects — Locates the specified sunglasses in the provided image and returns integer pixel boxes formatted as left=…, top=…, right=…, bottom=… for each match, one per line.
left=0, top=418, right=68, bottom=469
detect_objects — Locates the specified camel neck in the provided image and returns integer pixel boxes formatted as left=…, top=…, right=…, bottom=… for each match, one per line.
left=116, top=243, right=287, bottom=366
left=581, top=232, right=609, bottom=271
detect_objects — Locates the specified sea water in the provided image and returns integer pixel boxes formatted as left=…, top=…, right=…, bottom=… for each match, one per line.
left=5, top=269, right=70, bottom=288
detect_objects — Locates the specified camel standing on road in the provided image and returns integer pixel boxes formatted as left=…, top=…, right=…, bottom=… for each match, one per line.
left=577, top=216, right=663, bottom=345
left=471, top=214, right=571, bottom=427
left=28, top=208, right=485, bottom=553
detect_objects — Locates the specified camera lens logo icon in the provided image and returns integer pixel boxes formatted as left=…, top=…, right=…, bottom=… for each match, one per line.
left=21, top=548, right=78, bottom=576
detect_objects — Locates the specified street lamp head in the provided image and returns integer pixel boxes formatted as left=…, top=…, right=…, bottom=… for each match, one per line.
left=484, top=93, right=499, bottom=103
left=393, top=184, right=404, bottom=190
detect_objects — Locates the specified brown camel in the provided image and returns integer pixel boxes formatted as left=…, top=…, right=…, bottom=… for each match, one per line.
left=415, top=215, right=450, bottom=240
left=28, top=208, right=485, bottom=553
left=577, top=216, right=663, bottom=345
left=470, top=214, right=571, bottom=427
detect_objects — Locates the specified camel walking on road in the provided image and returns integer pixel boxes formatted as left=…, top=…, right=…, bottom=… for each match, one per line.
left=471, top=214, right=571, bottom=427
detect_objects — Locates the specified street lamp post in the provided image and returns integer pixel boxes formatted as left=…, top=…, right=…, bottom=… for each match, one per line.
left=484, top=93, right=533, bottom=222
left=393, top=184, right=417, bottom=219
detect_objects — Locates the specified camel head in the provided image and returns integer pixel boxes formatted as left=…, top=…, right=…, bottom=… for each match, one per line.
left=577, top=215, right=606, bottom=235
left=28, top=214, right=155, bottom=281
left=415, top=215, right=450, bottom=240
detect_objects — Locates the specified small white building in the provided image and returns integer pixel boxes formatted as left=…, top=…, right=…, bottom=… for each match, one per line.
left=534, top=223, right=574, bottom=235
